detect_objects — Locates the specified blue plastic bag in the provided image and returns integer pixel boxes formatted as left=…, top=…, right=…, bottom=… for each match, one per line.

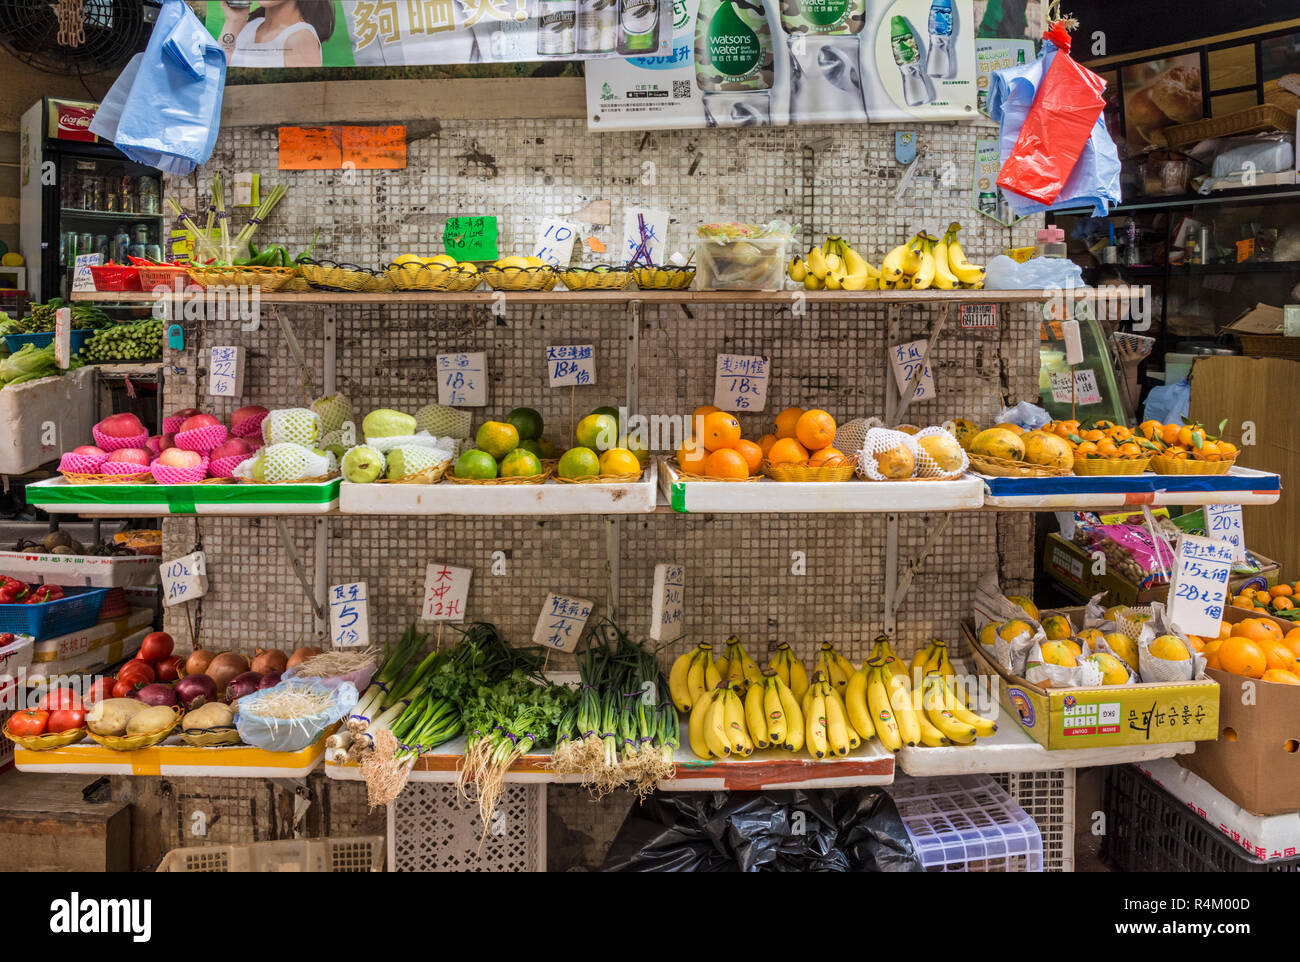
left=988, top=38, right=1121, bottom=217
left=1143, top=377, right=1190, bottom=426
left=984, top=254, right=1084, bottom=290
left=89, top=0, right=225, bottom=176
left=234, top=680, right=358, bottom=753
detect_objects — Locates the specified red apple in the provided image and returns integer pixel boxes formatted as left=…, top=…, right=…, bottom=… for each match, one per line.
left=179, top=414, right=221, bottom=434
left=157, top=448, right=203, bottom=469
left=171, top=408, right=201, bottom=420
left=73, top=445, right=106, bottom=457
left=96, top=413, right=144, bottom=438
left=231, top=405, right=269, bottom=431
left=160, top=433, right=175, bottom=450
left=107, top=448, right=151, bottom=466
left=210, top=438, right=253, bottom=461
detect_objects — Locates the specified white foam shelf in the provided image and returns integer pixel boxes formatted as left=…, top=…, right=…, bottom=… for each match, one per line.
left=14, top=732, right=329, bottom=778
left=981, top=466, right=1282, bottom=510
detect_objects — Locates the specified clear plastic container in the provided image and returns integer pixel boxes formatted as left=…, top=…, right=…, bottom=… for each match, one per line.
left=693, top=221, right=794, bottom=291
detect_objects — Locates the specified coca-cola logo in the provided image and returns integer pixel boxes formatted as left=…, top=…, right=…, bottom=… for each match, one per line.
left=54, top=104, right=97, bottom=141
left=60, top=114, right=92, bottom=129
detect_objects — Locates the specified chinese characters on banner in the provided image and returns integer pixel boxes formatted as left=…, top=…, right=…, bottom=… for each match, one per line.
left=209, top=345, right=245, bottom=398
left=713, top=354, right=770, bottom=411
left=650, top=563, right=684, bottom=643
left=160, top=551, right=208, bottom=608
left=437, top=352, right=487, bottom=407
left=889, top=340, right=935, bottom=401
left=1167, top=533, right=1234, bottom=637
left=532, top=593, right=594, bottom=653
left=1123, top=701, right=1208, bottom=741
left=546, top=344, right=596, bottom=387
left=422, top=563, right=472, bottom=622
left=329, top=581, right=371, bottom=648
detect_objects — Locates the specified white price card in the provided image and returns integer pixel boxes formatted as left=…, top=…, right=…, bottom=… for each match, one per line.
left=437, top=352, right=487, bottom=407
left=889, top=340, right=936, bottom=401
left=71, top=253, right=100, bottom=293
left=1049, top=369, right=1102, bottom=405
left=1167, top=533, right=1235, bottom=638
left=160, top=551, right=207, bottom=608
left=533, top=219, right=579, bottom=267
left=533, top=593, right=594, bottom=653
left=958, top=304, right=998, bottom=329
left=422, top=563, right=472, bottom=622
left=208, top=345, right=245, bottom=398
left=650, top=563, right=684, bottom=643
left=54, top=307, right=71, bottom=371
left=713, top=354, right=770, bottom=412
left=328, top=581, right=370, bottom=648
left=622, top=207, right=669, bottom=266
left=1205, top=503, right=1246, bottom=564
left=547, top=344, right=596, bottom=387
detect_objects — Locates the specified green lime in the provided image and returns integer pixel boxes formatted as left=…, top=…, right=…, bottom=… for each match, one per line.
left=476, top=421, right=519, bottom=459
left=506, top=407, right=544, bottom=442
left=518, top=439, right=544, bottom=457
left=576, top=413, right=618, bottom=451
left=558, top=446, right=601, bottom=479
left=536, top=436, right=560, bottom=459
left=454, top=449, right=498, bottom=479
left=591, top=405, right=620, bottom=423
left=500, top=448, right=543, bottom=478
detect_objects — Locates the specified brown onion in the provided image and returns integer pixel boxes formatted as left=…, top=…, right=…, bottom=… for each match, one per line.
left=206, top=651, right=250, bottom=693
left=185, top=647, right=215, bottom=677
left=287, top=646, right=323, bottom=669
left=251, top=647, right=288, bottom=675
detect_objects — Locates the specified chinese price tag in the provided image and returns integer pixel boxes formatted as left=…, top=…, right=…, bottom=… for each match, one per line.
left=713, top=354, right=770, bottom=411
left=650, top=563, right=684, bottom=643
left=443, top=216, right=498, bottom=261
left=546, top=344, right=596, bottom=387
left=1205, top=503, right=1246, bottom=564
left=958, top=304, right=998, bottom=329
left=1048, top=369, right=1102, bottom=405
left=533, top=219, right=579, bottom=268
left=160, top=551, right=208, bottom=608
left=622, top=207, right=669, bottom=265
left=1167, top=533, right=1235, bottom=637
left=422, top=563, right=472, bottom=622
left=328, top=581, right=370, bottom=648
left=889, top=340, right=936, bottom=401
left=532, top=593, right=594, bottom=653
left=208, top=345, right=245, bottom=398
left=71, top=253, right=100, bottom=293
left=54, top=308, right=71, bottom=371
left=437, top=352, right=487, bottom=407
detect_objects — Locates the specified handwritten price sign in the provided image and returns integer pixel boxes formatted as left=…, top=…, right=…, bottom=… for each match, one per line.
left=437, top=352, right=487, bottom=407
left=533, top=219, right=578, bottom=268
left=208, top=345, right=245, bottom=398
left=160, top=551, right=208, bottom=608
left=1205, top=503, right=1246, bottom=564
left=1167, top=533, right=1234, bottom=637
left=329, top=581, right=370, bottom=648
left=650, top=563, right=684, bottom=643
left=443, top=216, right=498, bottom=261
left=713, top=354, right=770, bottom=412
left=532, top=593, right=594, bottom=653
left=546, top=344, right=596, bottom=387
left=889, top=340, right=935, bottom=401
left=1048, top=369, right=1102, bottom=406
left=422, top=563, right=472, bottom=622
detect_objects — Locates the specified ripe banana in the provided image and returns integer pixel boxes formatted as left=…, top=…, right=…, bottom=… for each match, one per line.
left=776, top=676, right=804, bottom=752
left=763, top=674, right=787, bottom=748
left=824, top=270, right=843, bottom=291
left=806, top=247, right=829, bottom=281
left=725, top=637, right=763, bottom=687
left=944, top=223, right=986, bottom=286
left=866, top=665, right=902, bottom=752
left=822, top=682, right=853, bottom=756
left=745, top=680, right=769, bottom=750
left=884, top=669, right=921, bottom=748
left=916, top=708, right=950, bottom=747
left=788, top=654, right=810, bottom=702
left=921, top=672, right=977, bottom=744
left=806, top=688, right=828, bottom=759
left=931, top=234, right=960, bottom=290
left=911, top=234, right=937, bottom=290
left=722, top=685, right=748, bottom=754
left=844, top=667, right=875, bottom=741
left=940, top=674, right=997, bottom=735
left=687, top=647, right=709, bottom=708
left=704, top=656, right=722, bottom=691
left=669, top=647, right=697, bottom=712
left=769, top=644, right=792, bottom=687
left=688, top=687, right=714, bottom=758
left=704, top=688, right=732, bottom=757
left=787, top=256, right=808, bottom=283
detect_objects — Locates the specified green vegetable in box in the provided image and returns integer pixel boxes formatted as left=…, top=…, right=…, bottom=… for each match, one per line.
left=79, top=319, right=165, bottom=362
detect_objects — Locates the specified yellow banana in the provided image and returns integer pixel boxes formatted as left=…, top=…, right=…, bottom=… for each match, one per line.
left=806, top=246, right=829, bottom=280
left=806, top=688, right=828, bottom=759
left=941, top=675, right=997, bottom=735
left=916, top=708, right=950, bottom=747
left=725, top=647, right=746, bottom=690
left=788, top=655, right=809, bottom=702
left=932, top=235, right=960, bottom=290
left=867, top=666, right=902, bottom=752
left=911, top=234, right=937, bottom=290
left=745, top=680, right=769, bottom=750
left=910, top=640, right=936, bottom=687
left=922, top=673, right=977, bottom=744
left=787, top=256, right=808, bottom=283
left=722, top=685, right=747, bottom=754
left=704, top=656, right=721, bottom=691
left=945, top=223, right=986, bottom=285
left=824, top=251, right=842, bottom=274
left=824, top=270, right=843, bottom=291
left=824, top=684, right=854, bottom=755
left=729, top=638, right=762, bottom=687
left=768, top=644, right=792, bottom=687
left=844, top=668, right=875, bottom=741
left=714, top=653, right=729, bottom=678
left=763, top=675, right=787, bottom=747
left=803, top=273, right=824, bottom=290
left=801, top=673, right=818, bottom=721
left=897, top=274, right=913, bottom=290
left=686, top=649, right=708, bottom=708
left=881, top=243, right=910, bottom=277
left=688, top=688, right=714, bottom=758
left=776, top=676, right=804, bottom=752
left=885, top=669, right=921, bottom=748
left=670, top=648, right=697, bottom=712
left=705, top=688, right=732, bottom=757
left=841, top=243, right=878, bottom=279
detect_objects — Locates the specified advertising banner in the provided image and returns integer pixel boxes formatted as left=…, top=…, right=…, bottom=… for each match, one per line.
left=585, top=0, right=976, bottom=130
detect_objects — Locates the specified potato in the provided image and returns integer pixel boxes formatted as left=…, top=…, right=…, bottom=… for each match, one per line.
left=182, top=702, right=234, bottom=731
left=86, top=698, right=148, bottom=736
left=125, top=705, right=178, bottom=736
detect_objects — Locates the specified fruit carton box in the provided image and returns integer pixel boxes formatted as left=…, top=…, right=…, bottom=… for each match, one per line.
left=961, top=611, right=1219, bottom=750
left=31, top=606, right=153, bottom=663
left=1178, top=607, right=1300, bottom=815
left=0, top=549, right=159, bottom=588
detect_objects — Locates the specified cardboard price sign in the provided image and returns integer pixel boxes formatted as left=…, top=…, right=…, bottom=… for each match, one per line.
left=208, top=345, right=245, bottom=398
left=713, top=354, right=770, bottom=411
left=546, top=344, right=595, bottom=387
left=1167, top=533, right=1235, bottom=637
left=422, top=563, right=472, bottom=622
left=160, top=551, right=207, bottom=607
left=889, top=340, right=935, bottom=401
left=329, top=581, right=370, bottom=648
left=443, top=216, right=498, bottom=261
left=54, top=308, right=71, bottom=371
left=437, top=352, right=487, bottom=407
left=650, top=563, right=684, bottom=643
left=1205, top=503, right=1246, bottom=564
left=533, top=219, right=579, bottom=268
left=532, top=593, right=594, bottom=653
left=1049, top=369, right=1102, bottom=405
left=71, top=253, right=100, bottom=293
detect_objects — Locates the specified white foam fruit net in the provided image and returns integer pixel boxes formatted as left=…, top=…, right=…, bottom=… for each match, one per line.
left=855, top=427, right=920, bottom=481
left=263, top=408, right=323, bottom=447
left=911, top=426, right=970, bottom=479
left=833, top=417, right=878, bottom=457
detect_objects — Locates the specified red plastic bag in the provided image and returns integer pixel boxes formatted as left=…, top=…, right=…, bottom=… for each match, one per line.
left=997, top=23, right=1107, bottom=205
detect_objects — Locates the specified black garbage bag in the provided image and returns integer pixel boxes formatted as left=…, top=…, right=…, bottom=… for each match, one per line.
left=600, top=788, right=921, bottom=872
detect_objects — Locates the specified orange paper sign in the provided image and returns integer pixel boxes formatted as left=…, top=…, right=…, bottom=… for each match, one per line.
left=279, top=126, right=407, bottom=170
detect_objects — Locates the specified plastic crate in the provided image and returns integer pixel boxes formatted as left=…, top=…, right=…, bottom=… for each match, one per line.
left=388, top=782, right=545, bottom=871
left=1102, top=764, right=1300, bottom=873
left=892, top=774, right=1043, bottom=872
left=0, top=586, right=109, bottom=641
left=157, top=836, right=383, bottom=872
left=4, top=329, right=94, bottom=355
left=992, top=769, right=1075, bottom=872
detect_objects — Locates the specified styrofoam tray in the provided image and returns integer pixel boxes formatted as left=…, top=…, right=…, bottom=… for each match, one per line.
left=24, top=477, right=341, bottom=516
left=15, top=730, right=329, bottom=778
left=0, top=550, right=158, bottom=588
left=659, top=458, right=985, bottom=513
left=981, top=466, right=1282, bottom=509
left=339, top=459, right=657, bottom=515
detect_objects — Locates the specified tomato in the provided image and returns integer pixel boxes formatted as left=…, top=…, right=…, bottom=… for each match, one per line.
left=155, top=655, right=184, bottom=683
left=8, top=709, right=48, bottom=736
left=139, top=631, right=174, bottom=662
left=85, top=677, right=115, bottom=707
left=117, top=659, right=155, bottom=688
left=112, top=678, right=137, bottom=699
left=46, top=709, right=85, bottom=733
left=38, top=688, right=83, bottom=712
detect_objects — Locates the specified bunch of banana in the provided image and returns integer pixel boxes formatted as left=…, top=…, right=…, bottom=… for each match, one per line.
left=861, top=658, right=922, bottom=751
left=688, top=681, right=752, bottom=758
left=768, top=642, right=810, bottom=700
left=801, top=672, right=859, bottom=758
left=909, top=638, right=999, bottom=745
left=939, top=223, right=986, bottom=290
left=880, top=233, right=927, bottom=289
left=668, top=642, right=722, bottom=713
left=814, top=642, right=857, bottom=696
left=746, top=669, right=805, bottom=753
left=715, top=635, right=762, bottom=692
left=788, top=235, right=880, bottom=291
left=869, top=635, right=910, bottom=681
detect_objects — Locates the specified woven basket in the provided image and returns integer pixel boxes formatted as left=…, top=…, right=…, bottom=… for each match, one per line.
left=188, top=266, right=295, bottom=291
left=969, top=453, right=1072, bottom=478
left=481, top=265, right=556, bottom=291
left=300, top=259, right=377, bottom=292
left=373, top=461, right=452, bottom=485
left=238, top=473, right=339, bottom=485
left=1150, top=455, right=1236, bottom=476
left=178, top=726, right=242, bottom=747
left=762, top=460, right=857, bottom=482
left=558, top=267, right=632, bottom=291
left=552, top=467, right=644, bottom=484
left=61, top=471, right=154, bottom=485
left=1159, top=103, right=1296, bottom=150
left=1072, top=456, right=1151, bottom=476
left=444, top=463, right=554, bottom=485
left=3, top=722, right=86, bottom=751
left=88, top=708, right=181, bottom=751
left=386, top=262, right=479, bottom=292
left=633, top=266, right=695, bottom=290
left=665, top=458, right=761, bottom=482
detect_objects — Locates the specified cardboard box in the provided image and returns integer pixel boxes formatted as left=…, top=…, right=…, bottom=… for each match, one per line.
left=31, top=607, right=153, bottom=663
left=1178, top=608, right=1300, bottom=815
left=961, top=613, right=1219, bottom=750
left=1225, top=303, right=1300, bottom=359
left=1043, top=532, right=1278, bottom=608
left=0, top=550, right=158, bottom=588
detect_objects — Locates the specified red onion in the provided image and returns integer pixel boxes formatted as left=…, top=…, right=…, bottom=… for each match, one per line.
left=156, top=655, right=184, bottom=683
left=258, top=671, right=282, bottom=689
left=174, top=674, right=217, bottom=711
left=136, top=683, right=178, bottom=708
left=224, top=671, right=263, bottom=702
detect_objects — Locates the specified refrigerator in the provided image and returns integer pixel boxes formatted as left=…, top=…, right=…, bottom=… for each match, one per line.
left=19, top=97, right=165, bottom=304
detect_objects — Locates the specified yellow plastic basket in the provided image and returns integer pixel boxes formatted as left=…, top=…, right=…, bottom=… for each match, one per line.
left=1072, top=457, right=1151, bottom=476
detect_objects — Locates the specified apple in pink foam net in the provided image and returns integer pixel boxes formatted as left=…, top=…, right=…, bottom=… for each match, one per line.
left=231, top=405, right=269, bottom=431
left=210, top=438, right=254, bottom=461
left=179, top=414, right=221, bottom=434
left=156, top=448, right=203, bottom=469
left=171, top=408, right=201, bottom=420
left=107, top=448, right=151, bottom=466
left=74, top=445, right=106, bottom=457
left=96, top=413, right=145, bottom=438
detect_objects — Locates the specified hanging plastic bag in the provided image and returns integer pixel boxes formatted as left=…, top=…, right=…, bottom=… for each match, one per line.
left=1142, top=376, right=1190, bottom=426
left=89, top=0, right=226, bottom=176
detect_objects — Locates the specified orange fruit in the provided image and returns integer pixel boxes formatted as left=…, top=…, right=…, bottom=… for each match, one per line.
left=1187, top=635, right=1205, bottom=653
left=1262, top=640, right=1299, bottom=673
left=774, top=407, right=805, bottom=440
left=1081, top=429, right=1105, bottom=443
left=1258, top=618, right=1284, bottom=642
left=1074, top=441, right=1098, bottom=457
left=1110, top=425, right=1133, bottom=441
left=1197, top=440, right=1220, bottom=461
left=732, top=438, right=763, bottom=473
left=1218, top=622, right=1233, bottom=640
left=794, top=409, right=836, bottom=451
left=1218, top=637, right=1267, bottom=678
left=1285, top=625, right=1300, bottom=645
left=1205, top=650, right=1222, bottom=671
left=1254, top=589, right=1273, bottom=605
left=704, top=448, right=749, bottom=479
left=1270, top=584, right=1293, bottom=597
left=1217, top=441, right=1238, bottom=458
left=689, top=405, right=721, bottom=438
left=807, top=445, right=847, bottom=467
left=1095, top=438, right=1119, bottom=457
left=1233, top=619, right=1279, bottom=645
left=1262, top=669, right=1300, bottom=686
left=1273, top=597, right=1294, bottom=611
left=767, top=437, right=809, bottom=465
left=700, top=411, right=741, bottom=452
left=676, top=437, right=708, bottom=474
left=1204, top=639, right=1224, bottom=659
left=1117, top=441, right=1141, bottom=458
left=758, top=433, right=778, bottom=457
left=1159, top=423, right=1181, bottom=445
left=1138, top=420, right=1161, bottom=440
